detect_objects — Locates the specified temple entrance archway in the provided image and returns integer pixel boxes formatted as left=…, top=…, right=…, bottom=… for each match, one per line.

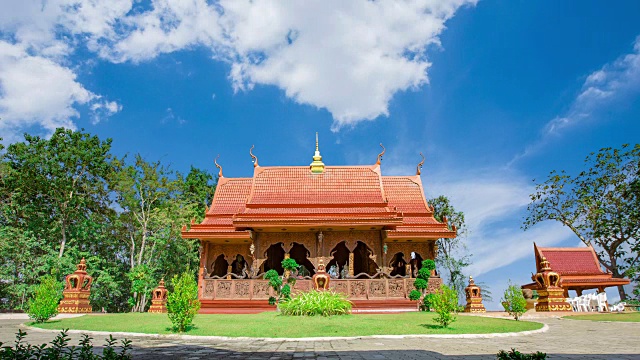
left=290, top=243, right=315, bottom=276
left=327, top=242, right=349, bottom=278
left=263, top=243, right=285, bottom=275
left=230, top=254, right=247, bottom=277
left=210, top=254, right=228, bottom=277
left=409, top=252, right=424, bottom=277
left=353, top=241, right=377, bottom=278
left=389, top=252, right=407, bottom=276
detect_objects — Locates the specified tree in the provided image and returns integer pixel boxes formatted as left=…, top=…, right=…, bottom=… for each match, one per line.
left=27, top=275, right=62, bottom=323
left=167, top=271, right=200, bottom=332
left=502, top=282, right=527, bottom=321
left=2, top=129, right=115, bottom=259
left=430, top=284, right=459, bottom=328
left=266, top=258, right=299, bottom=308
left=408, top=259, right=435, bottom=311
left=428, top=195, right=471, bottom=301
left=524, top=144, right=640, bottom=300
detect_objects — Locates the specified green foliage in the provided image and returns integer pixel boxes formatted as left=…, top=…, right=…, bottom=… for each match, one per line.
left=408, top=289, right=422, bottom=301
left=27, top=276, right=62, bottom=323
left=524, top=144, right=640, bottom=300
left=281, top=258, right=299, bottom=272
left=429, top=195, right=471, bottom=303
left=167, top=271, right=200, bottom=333
left=422, top=259, right=436, bottom=271
left=409, top=259, right=435, bottom=310
left=502, top=282, right=527, bottom=321
left=279, top=290, right=352, bottom=316
left=430, top=284, right=459, bottom=328
left=0, top=329, right=132, bottom=359
left=0, top=128, right=214, bottom=312
left=413, top=278, right=428, bottom=290
left=265, top=259, right=299, bottom=308
left=497, top=348, right=547, bottom=360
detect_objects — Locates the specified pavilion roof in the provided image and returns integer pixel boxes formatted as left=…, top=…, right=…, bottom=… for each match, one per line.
left=182, top=161, right=455, bottom=240
left=521, top=243, right=630, bottom=290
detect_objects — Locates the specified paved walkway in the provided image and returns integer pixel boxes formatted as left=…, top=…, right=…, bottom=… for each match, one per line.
left=1, top=316, right=639, bottom=359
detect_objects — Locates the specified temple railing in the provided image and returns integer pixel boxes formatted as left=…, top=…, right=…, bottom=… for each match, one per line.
left=200, top=277, right=443, bottom=301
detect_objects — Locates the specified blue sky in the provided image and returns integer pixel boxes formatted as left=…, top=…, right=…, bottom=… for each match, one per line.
left=1, top=0, right=640, bottom=308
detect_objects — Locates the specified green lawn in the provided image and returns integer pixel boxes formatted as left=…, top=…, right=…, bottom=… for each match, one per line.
left=32, top=312, right=543, bottom=337
left=564, top=312, right=640, bottom=322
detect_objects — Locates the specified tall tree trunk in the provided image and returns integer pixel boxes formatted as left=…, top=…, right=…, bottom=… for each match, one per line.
left=617, top=285, right=627, bottom=301
left=59, top=220, right=67, bottom=258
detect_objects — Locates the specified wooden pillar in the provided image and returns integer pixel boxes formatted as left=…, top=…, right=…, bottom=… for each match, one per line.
left=198, top=242, right=207, bottom=298
left=576, top=288, right=583, bottom=296
left=348, top=252, right=354, bottom=277
left=284, top=252, right=291, bottom=278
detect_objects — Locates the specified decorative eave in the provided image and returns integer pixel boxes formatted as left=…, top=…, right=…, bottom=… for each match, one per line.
left=383, top=227, right=456, bottom=240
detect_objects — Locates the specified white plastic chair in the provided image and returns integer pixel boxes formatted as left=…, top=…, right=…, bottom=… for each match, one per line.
left=577, top=296, right=591, bottom=312
left=595, top=292, right=608, bottom=312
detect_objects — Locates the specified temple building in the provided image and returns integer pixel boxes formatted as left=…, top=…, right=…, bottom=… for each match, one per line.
left=182, top=135, right=456, bottom=312
left=522, top=243, right=630, bottom=297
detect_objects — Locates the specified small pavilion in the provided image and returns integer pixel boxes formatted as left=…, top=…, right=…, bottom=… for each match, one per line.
left=522, top=243, right=630, bottom=297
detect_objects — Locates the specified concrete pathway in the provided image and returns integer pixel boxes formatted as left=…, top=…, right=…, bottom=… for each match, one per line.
left=1, top=316, right=639, bottom=359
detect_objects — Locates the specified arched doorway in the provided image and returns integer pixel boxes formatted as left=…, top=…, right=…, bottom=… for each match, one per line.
left=230, top=254, right=248, bottom=277
left=289, top=243, right=315, bottom=276
left=263, top=243, right=285, bottom=275
left=409, top=252, right=424, bottom=278
left=327, top=242, right=349, bottom=278
left=353, top=241, right=378, bottom=277
left=389, top=252, right=407, bottom=276
left=210, top=254, right=228, bottom=277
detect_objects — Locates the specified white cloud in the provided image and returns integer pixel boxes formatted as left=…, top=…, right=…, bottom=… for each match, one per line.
left=217, top=0, right=475, bottom=130
left=424, top=170, right=575, bottom=276
left=0, top=41, right=93, bottom=139
left=90, top=100, right=122, bottom=124
left=0, top=0, right=474, bottom=139
left=510, top=36, right=640, bottom=163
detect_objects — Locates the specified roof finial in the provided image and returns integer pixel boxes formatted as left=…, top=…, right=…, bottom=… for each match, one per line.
left=250, top=145, right=259, bottom=168
left=310, top=132, right=325, bottom=173
left=214, top=154, right=223, bottom=178
left=376, top=143, right=385, bottom=165
left=416, top=152, right=425, bottom=175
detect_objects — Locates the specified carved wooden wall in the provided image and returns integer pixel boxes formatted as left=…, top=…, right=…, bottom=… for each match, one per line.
left=205, top=243, right=252, bottom=271
left=200, top=277, right=443, bottom=300
left=324, top=231, right=381, bottom=258
left=255, top=232, right=317, bottom=258
left=385, top=241, right=434, bottom=267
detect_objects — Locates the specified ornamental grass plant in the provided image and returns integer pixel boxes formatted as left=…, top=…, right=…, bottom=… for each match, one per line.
left=279, top=290, right=352, bottom=316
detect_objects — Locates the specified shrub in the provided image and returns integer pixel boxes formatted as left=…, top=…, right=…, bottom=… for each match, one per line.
left=502, top=281, right=527, bottom=321
left=430, top=284, right=459, bottom=328
left=497, top=348, right=547, bottom=359
left=167, top=271, right=200, bottom=332
left=279, top=290, right=352, bottom=316
left=266, top=258, right=299, bottom=307
left=27, top=275, right=62, bottom=323
left=0, top=329, right=132, bottom=359
left=408, top=259, right=435, bottom=311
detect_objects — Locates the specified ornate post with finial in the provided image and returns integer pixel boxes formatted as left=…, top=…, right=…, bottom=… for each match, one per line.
left=464, top=276, right=486, bottom=313
left=58, top=258, right=93, bottom=313
left=148, top=278, right=168, bottom=313
left=532, top=257, right=572, bottom=311
left=310, top=132, right=325, bottom=173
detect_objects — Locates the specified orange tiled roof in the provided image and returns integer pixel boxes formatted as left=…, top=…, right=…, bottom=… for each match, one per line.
left=521, top=243, right=631, bottom=290
left=183, top=163, right=455, bottom=240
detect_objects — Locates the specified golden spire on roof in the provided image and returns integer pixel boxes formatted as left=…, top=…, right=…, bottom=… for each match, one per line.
left=310, top=132, right=325, bottom=174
